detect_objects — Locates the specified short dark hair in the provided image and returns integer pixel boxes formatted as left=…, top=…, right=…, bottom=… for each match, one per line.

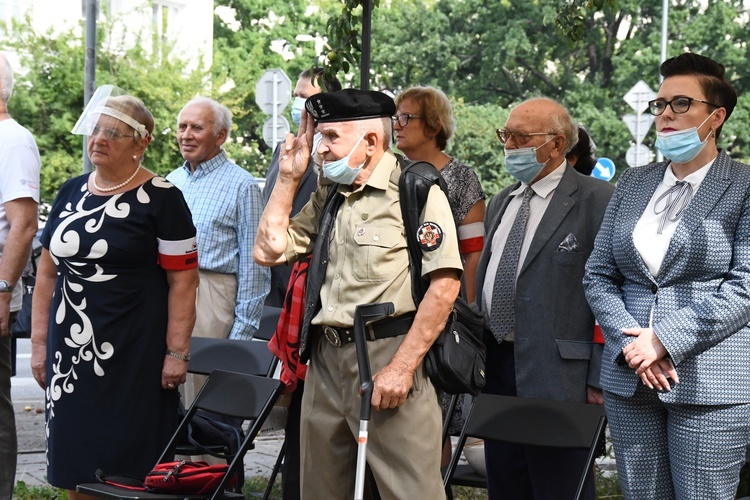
left=566, top=126, right=596, bottom=176
left=659, top=53, right=737, bottom=139
left=299, top=67, right=342, bottom=93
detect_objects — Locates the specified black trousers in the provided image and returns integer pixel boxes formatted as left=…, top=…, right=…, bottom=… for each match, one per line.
left=482, top=340, right=596, bottom=500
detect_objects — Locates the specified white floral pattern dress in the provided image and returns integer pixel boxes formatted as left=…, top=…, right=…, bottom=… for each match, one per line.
left=41, top=175, right=197, bottom=489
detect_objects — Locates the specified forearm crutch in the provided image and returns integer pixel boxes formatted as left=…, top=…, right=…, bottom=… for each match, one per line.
left=353, top=302, right=395, bottom=500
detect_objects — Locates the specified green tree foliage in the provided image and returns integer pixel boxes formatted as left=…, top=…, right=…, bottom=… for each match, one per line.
left=211, top=0, right=328, bottom=175
left=2, top=14, right=205, bottom=204
left=4, top=0, right=750, bottom=205
left=365, top=0, right=750, bottom=193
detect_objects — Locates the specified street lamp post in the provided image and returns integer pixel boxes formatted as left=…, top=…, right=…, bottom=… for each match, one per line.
left=83, top=0, right=97, bottom=173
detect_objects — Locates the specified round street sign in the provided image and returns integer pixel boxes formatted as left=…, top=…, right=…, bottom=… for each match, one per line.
left=625, top=144, right=653, bottom=168
left=262, top=116, right=290, bottom=149
left=255, top=69, right=292, bottom=116
left=592, top=157, right=616, bottom=181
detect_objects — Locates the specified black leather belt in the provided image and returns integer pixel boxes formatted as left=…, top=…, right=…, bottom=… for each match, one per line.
left=314, top=312, right=416, bottom=347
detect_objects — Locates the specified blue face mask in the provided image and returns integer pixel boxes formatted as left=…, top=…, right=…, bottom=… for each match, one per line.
left=654, top=110, right=716, bottom=163
left=322, top=134, right=365, bottom=185
left=290, top=97, right=306, bottom=126
left=504, top=136, right=553, bottom=184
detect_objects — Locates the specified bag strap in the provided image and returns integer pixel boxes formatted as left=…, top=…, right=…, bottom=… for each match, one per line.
left=186, top=417, right=242, bottom=460
left=397, top=155, right=451, bottom=307
left=95, top=469, right=148, bottom=491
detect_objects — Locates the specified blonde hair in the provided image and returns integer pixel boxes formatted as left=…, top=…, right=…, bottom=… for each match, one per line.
left=106, top=95, right=155, bottom=139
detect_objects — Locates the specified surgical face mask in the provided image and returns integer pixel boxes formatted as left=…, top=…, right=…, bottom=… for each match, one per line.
left=322, top=134, right=366, bottom=185
left=654, top=110, right=716, bottom=163
left=290, top=97, right=305, bottom=126
left=504, top=136, right=554, bottom=184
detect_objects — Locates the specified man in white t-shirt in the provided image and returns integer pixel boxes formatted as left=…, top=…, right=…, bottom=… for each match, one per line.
left=0, top=52, right=41, bottom=500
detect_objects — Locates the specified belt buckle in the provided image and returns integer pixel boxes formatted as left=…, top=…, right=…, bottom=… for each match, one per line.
left=323, top=326, right=342, bottom=347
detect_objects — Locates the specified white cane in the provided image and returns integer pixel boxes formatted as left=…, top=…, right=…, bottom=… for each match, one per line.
left=353, top=302, right=394, bottom=500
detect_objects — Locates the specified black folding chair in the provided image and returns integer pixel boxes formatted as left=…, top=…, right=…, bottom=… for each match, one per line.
left=77, top=369, right=284, bottom=499
left=444, top=394, right=607, bottom=500
left=188, top=336, right=278, bottom=379
left=178, top=320, right=283, bottom=488
left=253, top=305, right=283, bottom=342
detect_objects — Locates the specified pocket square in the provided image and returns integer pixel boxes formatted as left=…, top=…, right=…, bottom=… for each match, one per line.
left=557, top=233, right=579, bottom=252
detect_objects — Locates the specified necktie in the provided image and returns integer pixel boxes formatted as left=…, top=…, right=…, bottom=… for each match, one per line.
left=489, top=186, right=534, bottom=342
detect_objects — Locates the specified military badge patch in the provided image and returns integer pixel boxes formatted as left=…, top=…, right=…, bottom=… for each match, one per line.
left=416, top=222, right=443, bottom=251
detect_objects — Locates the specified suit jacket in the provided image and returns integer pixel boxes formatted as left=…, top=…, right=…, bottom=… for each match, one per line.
left=476, top=164, right=614, bottom=402
left=584, top=151, right=750, bottom=404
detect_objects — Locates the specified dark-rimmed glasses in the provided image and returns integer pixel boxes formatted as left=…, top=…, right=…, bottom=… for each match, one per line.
left=647, top=97, right=719, bottom=116
left=392, top=113, right=421, bottom=127
left=496, top=128, right=554, bottom=146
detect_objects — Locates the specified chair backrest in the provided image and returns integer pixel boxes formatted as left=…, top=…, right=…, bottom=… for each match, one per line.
left=188, top=337, right=277, bottom=378
left=253, top=305, right=282, bottom=341
left=444, top=394, right=607, bottom=500
left=160, top=370, right=283, bottom=499
left=465, top=394, right=605, bottom=449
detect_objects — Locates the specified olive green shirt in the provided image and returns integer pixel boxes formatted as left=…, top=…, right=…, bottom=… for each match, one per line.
left=285, top=150, right=462, bottom=327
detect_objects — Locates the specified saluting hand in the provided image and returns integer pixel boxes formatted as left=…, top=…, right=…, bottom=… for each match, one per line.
left=278, top=109, right=314, bottom=183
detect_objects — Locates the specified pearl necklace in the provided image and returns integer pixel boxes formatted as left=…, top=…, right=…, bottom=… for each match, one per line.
left=92, top=165, right=141, bottom=193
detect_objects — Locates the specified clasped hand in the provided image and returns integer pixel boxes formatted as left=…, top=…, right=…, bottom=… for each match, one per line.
left=622, top=327, right=679, bottom=391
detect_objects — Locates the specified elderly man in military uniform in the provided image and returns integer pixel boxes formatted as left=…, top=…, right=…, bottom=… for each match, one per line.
left=254, top=89, right=462, bottom=499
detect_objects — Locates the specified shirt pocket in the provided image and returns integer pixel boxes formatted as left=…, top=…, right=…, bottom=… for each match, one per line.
left=352, top=225, right=403, bottom=282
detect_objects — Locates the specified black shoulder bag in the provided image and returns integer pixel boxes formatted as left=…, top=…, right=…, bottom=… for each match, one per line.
left=398, top=157, right=486, bottom=396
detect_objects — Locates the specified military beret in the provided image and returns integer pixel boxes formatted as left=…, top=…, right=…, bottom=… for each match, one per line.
left=305, top=89, right=396, bottom=123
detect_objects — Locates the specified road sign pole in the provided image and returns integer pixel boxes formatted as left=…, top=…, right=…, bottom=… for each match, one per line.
left=623, top=81, right=656, bottom=168
left=272, top=72, right=279, bottom=148
left=256, top=68, right=292, bottom=149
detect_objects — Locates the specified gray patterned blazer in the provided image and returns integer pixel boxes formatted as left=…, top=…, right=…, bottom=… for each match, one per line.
left=584, top=151, right=750, bottom=404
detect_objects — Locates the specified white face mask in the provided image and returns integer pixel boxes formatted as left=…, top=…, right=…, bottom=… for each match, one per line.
left=654, top=110, right=717, bottom=163
left=503, top=136, right=554, bottom=184
left=290, top=97, right=305, bottom=126
left=321, top=134, right=366, bottom=185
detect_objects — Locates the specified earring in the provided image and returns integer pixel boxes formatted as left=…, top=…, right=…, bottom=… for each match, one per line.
left=132, top=155, right=138, bottom=161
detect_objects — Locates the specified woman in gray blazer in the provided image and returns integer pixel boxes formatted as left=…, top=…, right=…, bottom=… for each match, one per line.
left=584, top=53, right=750, bottom=499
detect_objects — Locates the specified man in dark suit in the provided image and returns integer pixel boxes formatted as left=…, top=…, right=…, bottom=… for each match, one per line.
left=475, top=97, right=614, bottom=500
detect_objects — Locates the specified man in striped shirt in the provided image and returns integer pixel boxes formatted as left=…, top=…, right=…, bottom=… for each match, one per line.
left=167, top=97, right=270, bottom=403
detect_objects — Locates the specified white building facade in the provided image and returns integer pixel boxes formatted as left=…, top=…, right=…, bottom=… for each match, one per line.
left=1, top=0, right=213, bottom=71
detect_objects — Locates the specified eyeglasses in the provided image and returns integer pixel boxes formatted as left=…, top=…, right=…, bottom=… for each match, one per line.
left=496, top=128, right=554, bottom=146
left=85, top=123, right=134, bottom=142
left=392, top=113, right=421, bottom=127
left=647, top=97, right=719, bottom=116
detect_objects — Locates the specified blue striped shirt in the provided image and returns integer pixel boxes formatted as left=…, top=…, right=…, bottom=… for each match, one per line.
left=167, top=150, right=270, bottom=340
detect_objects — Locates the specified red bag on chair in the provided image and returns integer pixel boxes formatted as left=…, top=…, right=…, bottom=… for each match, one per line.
left=144, top=460, right=236, bottom=494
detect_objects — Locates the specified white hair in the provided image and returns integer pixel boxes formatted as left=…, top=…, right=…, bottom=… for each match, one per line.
left=0, top=53, right=14, bottom=104
left=353, top=117, right=392, bottom=149
left=178, top=97, right=232, bottom=138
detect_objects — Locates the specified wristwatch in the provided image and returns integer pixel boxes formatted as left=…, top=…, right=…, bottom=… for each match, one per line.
left=0, top=280, right=13, bottom=293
